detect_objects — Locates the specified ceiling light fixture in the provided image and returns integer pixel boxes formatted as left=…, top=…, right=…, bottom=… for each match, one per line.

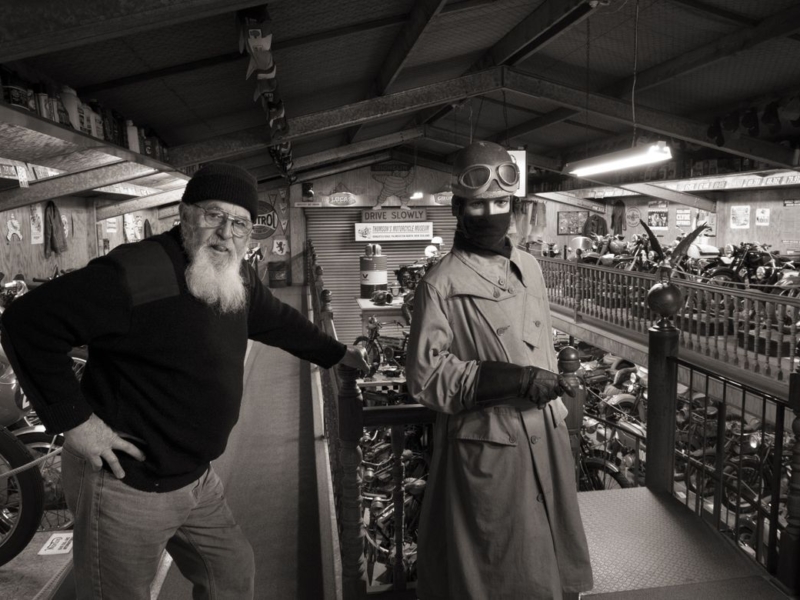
left=564, top=141, right=673, bottom=177
left=565, top=0, right=672, bottom=180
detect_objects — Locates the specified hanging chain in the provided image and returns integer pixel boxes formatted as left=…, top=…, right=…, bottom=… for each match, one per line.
left=631, top=0, right=640, bottom=147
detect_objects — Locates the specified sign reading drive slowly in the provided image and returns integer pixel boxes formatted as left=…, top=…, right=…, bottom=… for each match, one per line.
left=361, top=209, right=427, bottom=222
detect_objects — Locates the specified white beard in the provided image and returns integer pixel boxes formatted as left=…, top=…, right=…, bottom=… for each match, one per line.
left=183, top=226, right=247, bottom=314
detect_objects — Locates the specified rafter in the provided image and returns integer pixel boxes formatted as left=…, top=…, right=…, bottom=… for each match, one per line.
left=258, top=152, right=393, bottom=188
left=416, top=0, right=597, bottom=126
left=488, top=2, right=800, bottom=142
left=0, top=1, right=282, bottom=62
left=348, top=0, right=447, bottom=144
left=169, top=69, right=504, bottom=167
left=95, top=188, right=186, bottom=221
left=0, top=162, right=159, bottom=212
left=504, top=68, right=795, bottom=168
left=78, top=14, right=408, bottom=96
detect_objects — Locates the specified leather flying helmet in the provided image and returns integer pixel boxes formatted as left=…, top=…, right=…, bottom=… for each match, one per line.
left=451, top=141, right=520, bottom=200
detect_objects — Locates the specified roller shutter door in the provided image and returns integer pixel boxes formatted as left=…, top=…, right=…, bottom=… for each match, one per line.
left=305, top=207, right=457, bottom=346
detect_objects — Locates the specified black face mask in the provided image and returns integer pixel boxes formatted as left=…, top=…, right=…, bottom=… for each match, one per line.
left=459, top=211, right=511, bottom=254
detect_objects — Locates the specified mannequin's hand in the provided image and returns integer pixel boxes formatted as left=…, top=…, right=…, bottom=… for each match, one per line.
left=64, top=414, right=146, bottom=479
left=339, top=345, right=370, bottom=372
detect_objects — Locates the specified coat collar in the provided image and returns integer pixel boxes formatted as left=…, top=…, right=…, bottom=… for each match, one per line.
left=451, top=244, right=529, bottom=290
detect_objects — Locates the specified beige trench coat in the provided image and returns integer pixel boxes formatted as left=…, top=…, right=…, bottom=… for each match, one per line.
left=406, top=245, right=593, bottom=600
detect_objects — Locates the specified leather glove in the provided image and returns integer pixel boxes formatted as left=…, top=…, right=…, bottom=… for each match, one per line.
left=521, top=367, right=575, bottom=409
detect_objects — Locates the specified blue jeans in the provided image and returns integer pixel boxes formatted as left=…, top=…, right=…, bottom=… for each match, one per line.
left=62, top=446, right=255, bottom=599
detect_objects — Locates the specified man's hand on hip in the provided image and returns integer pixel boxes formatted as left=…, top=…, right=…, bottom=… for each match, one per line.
left=339, top=345, right=370, bottom=372
left=64, top=414, right=146, bottom=479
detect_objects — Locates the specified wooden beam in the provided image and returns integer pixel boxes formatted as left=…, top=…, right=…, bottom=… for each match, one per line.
left=77, top=14, right=407, bottom=95
left=535, top=191, right=606, bottom=213
left=0, top=0, right=281, bottom=62
left=294, top=128, right=425, bottom=170
left=418, top=0, right=596, bottom=127
left=348, top=0, right=447, bottom=144
left=604, top=3, right=800, bottom=98
left=96, top=188, right=185, bottom=221
left=440, top=0, right=500, bottom=14
left=169, top=69, right=504, bottom=167
left=390, top=149, right=453, bottom=174
left=258, top=152, right=393, bottom=189
left=491, top=2, right=800, bottom=141
left=504, top=68, right=796, bottom=168
left=378, top=0, right=448, bottom=94
left=490, top=107, right=581, bottom=142
left=0, top=162, right=158, bottom=212
left=473, top=0, right=595, bottom=70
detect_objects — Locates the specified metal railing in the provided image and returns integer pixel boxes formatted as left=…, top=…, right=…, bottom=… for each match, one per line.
left=669, top=359, right=791, bottom=573
left=539, top=257, right=800, bottom=389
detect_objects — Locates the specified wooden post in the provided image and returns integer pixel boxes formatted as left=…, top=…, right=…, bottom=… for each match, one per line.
left=645, top=281, right=682, bottom=494
left=777, top=371, right=800, bottom=593
left=337, top=364, right=367, bottom=599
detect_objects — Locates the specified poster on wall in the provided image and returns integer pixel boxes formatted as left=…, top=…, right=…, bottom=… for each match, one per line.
left=355, top=222, right=433, bottom=242
left=5, top=213, right=23, bottom=243
left=647, top=201, right=668, bottom=230
left=106, top=217, right=118, bottom=234
left=756, top=208, right=770, bottom=227
left=557, top=211, right=588, bottom=235
left=730, top=205, right=751, bottom=229
left=251, top=200, right=278, bottom=241
left=29, top=204, right=44, bottom=245
left=272, top=236, right=288, bottom=256
left=675, top=208, right=692, bottom=228
left=625, top=207, right=641, bottom=229
left=696, top=210, right=716, bottom=236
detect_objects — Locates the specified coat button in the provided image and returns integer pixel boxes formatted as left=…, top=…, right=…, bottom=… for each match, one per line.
left=537, top=493, right=544, bottom=503
left=493, top=288, right=500, bottom=298
left=530, top=435, right=539, bottom=444
left=508, top=436, right=516, bottom=443
left=497, top=326, right=509, bottom=336
left=498, top=277, right=505, bottom=285
left=508, top=286, right=515, bottom=293
left=534, top=320, right=541, bottom=327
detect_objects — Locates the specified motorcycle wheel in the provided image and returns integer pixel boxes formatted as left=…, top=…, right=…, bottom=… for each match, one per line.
left=685, top=451, right=717, bottom=497
left=0, top=427, right=45, bottom=566
left=14, top=432, right=72, bottom=530
left=579, top=458, right=630, bottom=491
left=721, top=456, right=763, bottom=514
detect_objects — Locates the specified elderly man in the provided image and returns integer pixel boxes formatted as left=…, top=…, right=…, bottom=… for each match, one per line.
left=406, top=141, right=593, bottom=599
left=0, top=163, right=367, bottom=599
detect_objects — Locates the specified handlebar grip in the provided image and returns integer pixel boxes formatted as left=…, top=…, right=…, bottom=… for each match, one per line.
left=32, top=278, right=49, bottom=283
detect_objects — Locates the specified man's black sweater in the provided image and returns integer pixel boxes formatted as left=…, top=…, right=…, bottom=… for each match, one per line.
left=0, top=227, right=346, bottom=492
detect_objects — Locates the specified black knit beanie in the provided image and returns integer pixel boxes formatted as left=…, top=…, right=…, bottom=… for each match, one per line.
left=181, top=163, right=258, bottom=221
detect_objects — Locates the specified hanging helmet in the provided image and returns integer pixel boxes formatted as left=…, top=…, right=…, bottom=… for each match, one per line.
left=452, top=141, right=520, bottom=200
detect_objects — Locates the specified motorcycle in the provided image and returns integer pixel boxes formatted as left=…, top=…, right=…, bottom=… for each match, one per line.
left=0, top=273, right=81, bottom=565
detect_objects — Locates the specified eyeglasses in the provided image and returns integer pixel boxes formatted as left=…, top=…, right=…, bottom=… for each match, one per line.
left=194, top=206, right=253, bottom=238
left=457, top=163, right=519, bottom=194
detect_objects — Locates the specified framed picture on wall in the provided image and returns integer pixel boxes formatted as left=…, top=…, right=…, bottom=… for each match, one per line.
left=557, top=211, right=588, bottom=235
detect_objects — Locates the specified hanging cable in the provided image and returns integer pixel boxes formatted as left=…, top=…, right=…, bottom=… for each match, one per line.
left=475, top=96, right=485, bottom=143
left=631, top=0, right=640, bottom=147
left=502, top=90, right=509, bottom=147
left=469, top=102, right=474, bottom=144
left=584, top=18, right=591, bottom=160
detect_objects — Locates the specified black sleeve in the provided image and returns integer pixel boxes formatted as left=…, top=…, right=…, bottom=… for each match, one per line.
left=0, top=260, right=132, bottom=433
left=244, top=266, right=346, bottom=368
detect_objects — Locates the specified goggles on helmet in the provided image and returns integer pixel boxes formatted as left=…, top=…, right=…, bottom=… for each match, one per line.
left=455, top=162, right=519, bottom=198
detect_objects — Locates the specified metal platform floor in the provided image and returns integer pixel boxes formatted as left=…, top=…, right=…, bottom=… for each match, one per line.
left=579, top=487, right=791, bottom=599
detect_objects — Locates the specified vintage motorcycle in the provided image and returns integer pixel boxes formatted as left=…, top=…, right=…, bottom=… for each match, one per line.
left=0, top=274, right=82, bottom=565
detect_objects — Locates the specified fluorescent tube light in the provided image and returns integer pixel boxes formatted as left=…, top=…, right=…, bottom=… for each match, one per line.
left=410, top=191, right=424, bottom=199
left=564, top=141, right=672, bottom=177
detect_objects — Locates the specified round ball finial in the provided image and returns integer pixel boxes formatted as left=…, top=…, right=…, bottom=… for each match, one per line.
left=557, top=346, right=581, bottom=374
left=647, top=281, right=683, bottom=320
